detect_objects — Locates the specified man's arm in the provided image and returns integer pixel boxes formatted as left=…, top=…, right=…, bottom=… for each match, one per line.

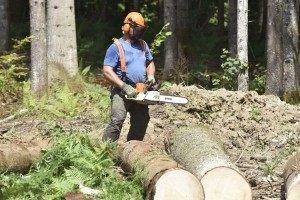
left=103, top=65, right=124, bottom=88
left=146, top=60, right=155, bottom=77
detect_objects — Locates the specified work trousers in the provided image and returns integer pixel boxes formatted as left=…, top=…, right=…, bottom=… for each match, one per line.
left=102, top=88, right=150, bottom=142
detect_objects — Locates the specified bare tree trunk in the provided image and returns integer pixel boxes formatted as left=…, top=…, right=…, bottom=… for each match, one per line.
left=284, top=153, right=300, bottom=200
left=228, top=0, right=237, bottom=56
left=119, top=140, right=204, bottom=200
left=177, top=0, right=189, bottom=58
left=29, top=0, right=48, bottom=95
left=0, top=0, right=9, bottom=52
left=282, top=0, right=299, bottom=92
left=237, top=0, right=249, bottom=92
left=265, top=0, right=283, bottom=96
left=170, top=127, right=252, bottom=200
left=163, top=0, right=178, bottom=80
left=47, top=0, right=79, bottom=83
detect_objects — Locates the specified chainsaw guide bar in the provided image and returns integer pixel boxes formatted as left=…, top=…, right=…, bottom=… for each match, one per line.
left=126, top=91, right=188, bottom=105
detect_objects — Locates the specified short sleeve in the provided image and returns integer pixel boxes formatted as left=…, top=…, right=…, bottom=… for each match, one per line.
left=103, top=44, right=119, bottom=68
left=144, top=42, right=153, bottom=62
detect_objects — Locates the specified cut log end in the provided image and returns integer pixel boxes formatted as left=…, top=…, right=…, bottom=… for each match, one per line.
left=154, top=169, right=205, bottom=200
left=284, top=153, right=300, bottom=200
left=201, top=167, right=252, bottom=200
left=286, top=174, right=300, bottom=200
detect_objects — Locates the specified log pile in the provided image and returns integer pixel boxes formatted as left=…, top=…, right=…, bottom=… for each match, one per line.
left=169, top=127, right=252, bottom=200
left=284, top=153, right=300, bottom=200
left=119, top=140, right=204, bottom=200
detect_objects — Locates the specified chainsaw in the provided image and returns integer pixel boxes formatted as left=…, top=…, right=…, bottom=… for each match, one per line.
left=125, top=81, right=188, bottom=105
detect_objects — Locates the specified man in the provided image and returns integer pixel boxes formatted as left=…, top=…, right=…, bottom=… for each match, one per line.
left=102, top=12, right=156, bottom=142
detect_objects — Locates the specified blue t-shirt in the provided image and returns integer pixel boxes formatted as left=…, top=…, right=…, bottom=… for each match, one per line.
left=104, top=38, right=153, bottom=86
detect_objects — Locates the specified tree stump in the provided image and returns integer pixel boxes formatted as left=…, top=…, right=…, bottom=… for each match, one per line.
left=284, top=153, right=300, bottom=200
left=169, top=127, right=252, bottom=200
left=119, top=140, right=204, bottom=200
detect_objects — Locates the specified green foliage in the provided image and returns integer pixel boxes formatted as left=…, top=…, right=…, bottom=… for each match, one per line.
left=0, top=37, right=30, bottom=117
left=23, top=81, right=110, bottom=121
left=150, top=23, right=172, bottom=55
left=0, top=132, right=143, bottom=199
left=249, top=64, right=266, bottom=95
left=212, top=49, right=248, bottom=90
left=250, top=107, right=262, bottom=122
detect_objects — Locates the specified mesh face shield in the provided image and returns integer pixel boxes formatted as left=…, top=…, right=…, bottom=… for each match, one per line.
left=132, top=25, right=147, bottom=39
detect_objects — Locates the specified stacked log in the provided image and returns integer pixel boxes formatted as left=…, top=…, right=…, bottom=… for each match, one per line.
left=169, top=127, right=252, bottom=200
left=284, top=153, right=300, bottom=200
left=119, top=140, right=204, bottom=200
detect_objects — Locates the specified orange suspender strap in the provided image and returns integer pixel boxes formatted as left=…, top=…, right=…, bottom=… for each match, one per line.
left=139, top=39, right=146, bottom=52
left=114, top=39, right=127, bottom=82
left=114, top=39, right=146, bottom=82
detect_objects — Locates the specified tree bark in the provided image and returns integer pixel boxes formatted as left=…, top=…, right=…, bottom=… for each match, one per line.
left=29, top=0, right=48, bottom=95
left=47, top=0, right=79, bottom=83
left=163, top=0, right=178, bottom=80
left=169, top=127, right=252, bottom=200
left=265, top=0, right=283, bottom=96
left=0, top=0, right=9, bottom=52
left=228, top=0, right=237, bottom=56
left=119, top=140, right=204, bottom=200
left=284, top=153, right=300, bottom=200
left=0, top=141, right=51, bottom=173
left=177, top=0, right=190, bottom=59
left=237, top=0, right=249, bottom=92
left=282, top=0, right=299, bottom=93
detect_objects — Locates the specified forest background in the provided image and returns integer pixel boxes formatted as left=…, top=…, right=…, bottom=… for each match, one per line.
left=3, top=0, right=270, bottom=94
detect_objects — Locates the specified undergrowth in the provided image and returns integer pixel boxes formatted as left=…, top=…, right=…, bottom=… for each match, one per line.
left=22, top=81, right=111, bottom=121
left=0, top=131, right=143, bottom=200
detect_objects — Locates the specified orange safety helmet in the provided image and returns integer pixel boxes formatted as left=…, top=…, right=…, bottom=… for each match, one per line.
left=122, top=12, right=145, bottom=34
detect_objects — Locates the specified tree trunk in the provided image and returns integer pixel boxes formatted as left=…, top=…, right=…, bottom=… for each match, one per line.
left=0, top=0, right=9, bottom=52
left=29, top=0, right=48, bottom=95
left=284, top=153, right=300, bottom=200
left=265, top=0, right=283, bottom=96
left=47, top=0, right=79, bottom=83
left=0, top=141, right=51, bottom=173
left=282, top=0, right=299, bottom=93
left=163, top=0, right=178, bottom=80
left=169, top=127, right=252, bottom=200
left=177, top=0, right=189, bottom=59
left=119, top=140, right=204, bottom=200
left=228, top=0, right=237, bottom=56
left=237, top=0, right=249, bottom=92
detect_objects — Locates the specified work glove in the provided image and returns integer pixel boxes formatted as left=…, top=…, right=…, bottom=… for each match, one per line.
left=121, top=83, right=137, bottom=98
left=145, top=74, right=156, bottom=85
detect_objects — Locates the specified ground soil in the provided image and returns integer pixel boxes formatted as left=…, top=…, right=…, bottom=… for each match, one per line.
left=1, top=84, right=300, bottom=200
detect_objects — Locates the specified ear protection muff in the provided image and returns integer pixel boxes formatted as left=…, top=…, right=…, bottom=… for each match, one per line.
left=122, top=23, right=131, bottom=34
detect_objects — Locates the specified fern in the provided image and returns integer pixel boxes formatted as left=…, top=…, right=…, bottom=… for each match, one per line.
left=0, top=132, right=143, bottom=199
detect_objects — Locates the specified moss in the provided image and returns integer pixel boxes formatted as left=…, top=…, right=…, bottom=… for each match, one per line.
left=283, top=87, right=300, bottom=105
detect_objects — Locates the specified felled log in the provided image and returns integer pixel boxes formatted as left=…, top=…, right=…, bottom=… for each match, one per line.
left=119, top=140, right=204, bottom=200
left=284, top=153, right=300, bottom=200
left=169, top=127, right=252, bottom=200
left=0, top=140, right=51, bottom=173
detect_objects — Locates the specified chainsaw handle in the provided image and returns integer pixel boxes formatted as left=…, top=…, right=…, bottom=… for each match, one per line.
left=144, top=80, right=160, bottom=93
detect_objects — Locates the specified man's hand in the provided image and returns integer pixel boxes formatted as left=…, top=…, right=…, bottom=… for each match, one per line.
left=121, top=83, right=137, bottom=98
left=146, top=74, right=155, bottom=85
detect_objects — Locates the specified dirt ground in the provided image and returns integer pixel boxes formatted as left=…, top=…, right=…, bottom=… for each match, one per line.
left=1, top=84, right=300, bottom=200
